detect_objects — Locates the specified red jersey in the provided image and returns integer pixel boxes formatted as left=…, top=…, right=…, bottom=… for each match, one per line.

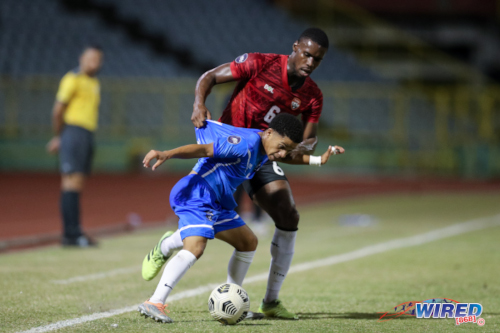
left=219, top=53, right=323, bottom=130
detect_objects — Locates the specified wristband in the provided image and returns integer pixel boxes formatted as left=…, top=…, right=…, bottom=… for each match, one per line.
left=309, top=155, right=322, bottom=166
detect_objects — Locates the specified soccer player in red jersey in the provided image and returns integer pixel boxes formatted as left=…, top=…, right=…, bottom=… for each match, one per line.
left=190, top=28, right=333, bottom=319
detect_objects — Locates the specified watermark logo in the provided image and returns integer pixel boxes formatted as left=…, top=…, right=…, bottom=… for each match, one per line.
left=379, top=298, right=485, bottom=326
left=378, top=300, right=421, bottom=321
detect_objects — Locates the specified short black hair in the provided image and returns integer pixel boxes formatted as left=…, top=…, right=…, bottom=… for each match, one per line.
left=298, top=28, right=329, bottom=49
left=269, top=113, right=303, bottom=143
left=84, top=44, right=103, bottom=52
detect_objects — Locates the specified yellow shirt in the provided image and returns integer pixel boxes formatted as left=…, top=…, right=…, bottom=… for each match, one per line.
left=56, top=69, right=100, bottom=132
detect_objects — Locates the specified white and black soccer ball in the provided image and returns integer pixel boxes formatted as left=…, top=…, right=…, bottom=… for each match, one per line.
left=208, top=283, right=250, bottom=325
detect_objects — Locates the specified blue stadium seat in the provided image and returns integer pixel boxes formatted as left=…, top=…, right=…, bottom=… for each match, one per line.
left=0, top=0, right=387, bottom=82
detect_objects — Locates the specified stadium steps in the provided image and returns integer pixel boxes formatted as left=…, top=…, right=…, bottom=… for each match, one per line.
left=57, top=0, right=215, bottom=74
left=276, top=0, right=488, bottom=85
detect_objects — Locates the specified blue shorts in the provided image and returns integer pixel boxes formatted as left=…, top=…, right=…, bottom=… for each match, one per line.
left=60, top=125, right=94, bottom=175
left=170, top=174, right=246, bottom=240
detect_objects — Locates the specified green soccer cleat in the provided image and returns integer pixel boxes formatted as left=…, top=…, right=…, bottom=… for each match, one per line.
left=257, top=299, right=299, bottom=320
left=245, top=311, right=265, bottom=320
left=142, top=231, right=175, bottom=281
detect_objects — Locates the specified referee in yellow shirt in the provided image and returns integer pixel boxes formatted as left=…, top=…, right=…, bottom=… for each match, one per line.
left=47, top=45, right=103, bottom=247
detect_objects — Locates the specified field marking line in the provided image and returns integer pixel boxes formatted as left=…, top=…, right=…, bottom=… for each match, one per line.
left=19, top=214, right=500, bottom=333
left=50, top=229, right=368, bottom=285
left=51, top=266, right=140, bottom=285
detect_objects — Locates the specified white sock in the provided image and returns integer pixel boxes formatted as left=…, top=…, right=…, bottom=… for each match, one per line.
left=264, top=228, right=296, bottom=303
left=149, top=249, right=197, bottom=304
left=160, top=229, right=183, bottom=257
left=227, top=250, right=256, bottom=286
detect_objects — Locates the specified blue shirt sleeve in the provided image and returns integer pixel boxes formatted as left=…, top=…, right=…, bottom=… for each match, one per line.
left=213, top=135, right=248, bottom=160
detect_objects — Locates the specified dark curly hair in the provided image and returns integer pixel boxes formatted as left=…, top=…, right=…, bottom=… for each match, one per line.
left=298, top=27, right=329, bottom=49
left=269, top=113, right=303, bottom=143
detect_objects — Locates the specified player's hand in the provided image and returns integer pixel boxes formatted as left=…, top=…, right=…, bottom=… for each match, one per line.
left=46, top=136, right=60, bottom=154
left=290, top=137, right=317, bottom=159
left=191, top=102, right=212, bottom=128
left=321, top=145, right=345, bottom=165
left=143, top=150, right=169, bottom=171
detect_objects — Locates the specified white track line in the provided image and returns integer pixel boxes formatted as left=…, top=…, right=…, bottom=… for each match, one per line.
left=19, top=214, right=500, bottom=333
left=50, top=230, right=367, bottom=285
left=51, top=266, right=140, bottom=285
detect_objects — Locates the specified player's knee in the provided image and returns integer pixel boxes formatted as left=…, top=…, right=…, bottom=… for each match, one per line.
left=247, top=233, right=258, bottom=251
left=288, top=208, right=300, bottom=229
left=236, top=233, right=258, bottom=252
left=183, top=240, right=207, bottom=259
left=62, top=174, right=85, bottom=191
left=187, top=246, right=204, bottom=259
left=276, top=207, right=300, bottom=231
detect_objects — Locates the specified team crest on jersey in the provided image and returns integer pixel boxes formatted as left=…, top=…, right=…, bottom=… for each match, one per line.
left=228, top=135, right=242, bottom=144
left=291, top=97, right=301, bottom=110
left=235, top=53, right=248, bottom=63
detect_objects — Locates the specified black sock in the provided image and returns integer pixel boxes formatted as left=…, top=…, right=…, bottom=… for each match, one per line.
left=60, top=191, right=82, bottom=239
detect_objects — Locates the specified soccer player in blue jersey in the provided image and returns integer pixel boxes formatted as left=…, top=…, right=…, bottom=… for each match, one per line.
left=137, top=114, right=344, bottom=323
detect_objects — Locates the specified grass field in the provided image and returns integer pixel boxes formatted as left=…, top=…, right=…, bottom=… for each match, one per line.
left=1, top=192, right=500, bottom=332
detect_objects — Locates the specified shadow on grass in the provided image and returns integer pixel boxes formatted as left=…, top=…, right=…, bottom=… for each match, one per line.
left=177, top=319, right=271, bottom=326
left=297, top=312, right=416, bottom=320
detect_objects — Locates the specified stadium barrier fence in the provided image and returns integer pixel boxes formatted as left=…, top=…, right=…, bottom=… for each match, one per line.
left=0, top=76, right=498, bottom=178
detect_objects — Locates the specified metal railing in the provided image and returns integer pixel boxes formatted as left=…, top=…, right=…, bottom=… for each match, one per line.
left=0, top=76, right=499, bottom=176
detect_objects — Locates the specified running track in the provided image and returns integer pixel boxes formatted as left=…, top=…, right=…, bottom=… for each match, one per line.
left=1, top=172, right=499, bottom=251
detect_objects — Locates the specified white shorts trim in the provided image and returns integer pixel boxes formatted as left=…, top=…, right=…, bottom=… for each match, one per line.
left=213, top=214, right=240, bottom=226
left=179, top=224, right=214, bottom=232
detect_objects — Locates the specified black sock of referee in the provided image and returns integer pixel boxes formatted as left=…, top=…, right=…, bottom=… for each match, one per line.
left=60, top=191, right=82, bottom=239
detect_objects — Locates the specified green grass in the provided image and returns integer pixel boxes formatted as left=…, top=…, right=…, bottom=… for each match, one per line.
left=1, top=193, right=500, bottom=332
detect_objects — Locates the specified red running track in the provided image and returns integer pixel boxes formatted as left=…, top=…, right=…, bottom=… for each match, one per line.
left=1, top=172, right=499, bottom=250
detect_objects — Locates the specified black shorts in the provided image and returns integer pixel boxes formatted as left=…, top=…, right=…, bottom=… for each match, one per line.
left=60, top=125, right=94, bottom=175
left=242, top=160, right=288, bottom=198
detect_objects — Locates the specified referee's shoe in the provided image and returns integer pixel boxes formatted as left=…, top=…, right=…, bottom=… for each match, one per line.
left=62, top=234, right=97, bottom=247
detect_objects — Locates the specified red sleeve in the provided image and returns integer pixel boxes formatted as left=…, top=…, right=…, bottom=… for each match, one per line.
left=230, top=53, right=265, bottom=81
left=302, top=91, right=323, bottom=124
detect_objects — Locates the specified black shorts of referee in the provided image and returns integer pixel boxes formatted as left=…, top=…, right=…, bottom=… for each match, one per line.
left=59, top=125, right=94, bottom=175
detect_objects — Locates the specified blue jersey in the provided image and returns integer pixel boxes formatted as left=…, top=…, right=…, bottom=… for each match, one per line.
left=192, top=120, right=268, bottom=210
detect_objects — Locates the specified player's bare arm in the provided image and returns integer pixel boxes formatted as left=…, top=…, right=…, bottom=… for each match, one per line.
left=46, top=101, right=68, bottom=154
left=192, top=63, right=235, bottom=128
left=143, top=143, right=214, bottom=170
left=291, top=122, right=318, bottom=158
left=280, top=145, right=345, bottom=166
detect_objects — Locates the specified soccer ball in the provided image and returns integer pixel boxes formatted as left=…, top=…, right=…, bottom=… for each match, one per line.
left=208, top=283, right=250, bottom=325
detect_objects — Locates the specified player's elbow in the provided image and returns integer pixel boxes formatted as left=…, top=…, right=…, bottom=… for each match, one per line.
left=200, top=69, right=217, bottom=86
left=53, top=101, right=67, bottom=116
left=204, top=145, right=214, bottom=158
